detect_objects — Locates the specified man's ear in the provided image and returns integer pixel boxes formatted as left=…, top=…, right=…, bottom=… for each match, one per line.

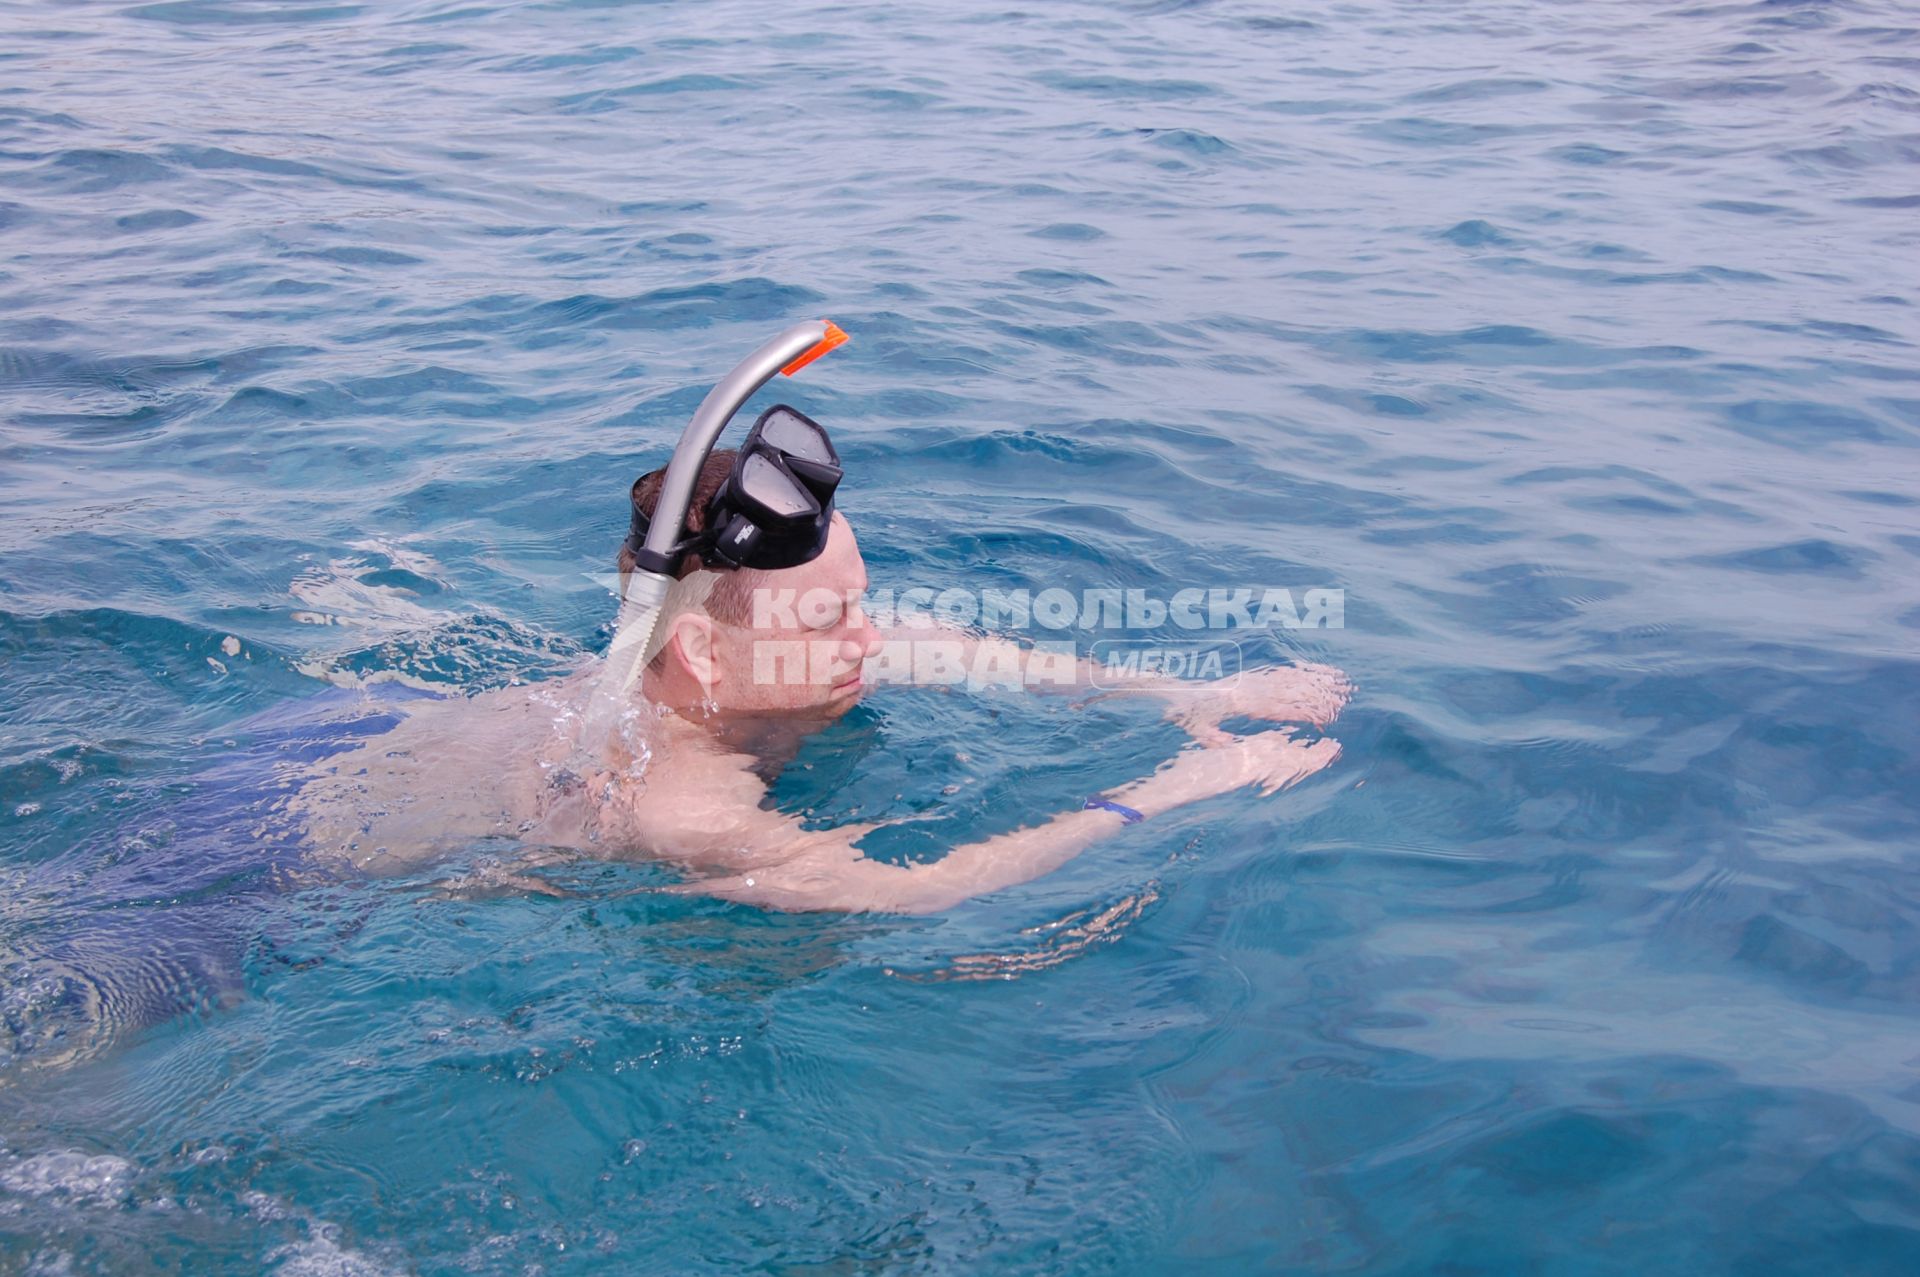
left=666, top=613, right=720, bottom=691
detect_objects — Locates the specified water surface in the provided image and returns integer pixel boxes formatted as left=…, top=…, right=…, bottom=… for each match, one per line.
left=3, top=0, right=1919, bottom=1272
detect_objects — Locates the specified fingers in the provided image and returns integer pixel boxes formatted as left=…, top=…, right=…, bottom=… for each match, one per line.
left=1252, top=734, right=1341, bottom=797
left=1315, top=673, right=1354, bottom=727
left=1223, top=663, right=1352, bottom=728
left=1165, top=664, right=1354, bottom=738
left=1282, top=664, right=1352, bottom=727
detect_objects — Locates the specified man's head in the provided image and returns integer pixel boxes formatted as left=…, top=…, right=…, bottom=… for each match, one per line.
left=621, top=454, right=880, bottom=719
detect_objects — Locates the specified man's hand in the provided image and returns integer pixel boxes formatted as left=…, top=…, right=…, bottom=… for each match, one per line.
left=1165, top=661, right=1351, bottom=746
left=1120, top=729, right=1341, bottom=815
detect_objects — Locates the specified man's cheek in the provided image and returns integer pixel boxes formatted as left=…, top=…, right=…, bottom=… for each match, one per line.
left=743, top=635, right=841, bottom=688
left=806, top=639, right=848, bottom=685
left=748, top=638, right=810, bottom=690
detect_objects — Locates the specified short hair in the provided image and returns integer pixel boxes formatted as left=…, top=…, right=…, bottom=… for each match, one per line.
left=618, top=449, right=764, bottom=626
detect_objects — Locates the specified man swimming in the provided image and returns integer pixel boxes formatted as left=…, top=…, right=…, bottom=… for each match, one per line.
left=295, top=325, right=1349, bottom=912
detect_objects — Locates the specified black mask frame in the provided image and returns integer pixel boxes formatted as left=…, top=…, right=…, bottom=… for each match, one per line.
left=625, top=404, right=842, bottom=573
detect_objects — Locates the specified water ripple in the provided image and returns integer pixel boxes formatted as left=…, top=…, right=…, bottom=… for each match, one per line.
left=3, top=0, right=1919, bottom=1271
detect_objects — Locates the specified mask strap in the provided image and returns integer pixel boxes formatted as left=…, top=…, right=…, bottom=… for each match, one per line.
left=641, top=569, right=723, bottom=666
left=625, top=506, right=709, bottom=568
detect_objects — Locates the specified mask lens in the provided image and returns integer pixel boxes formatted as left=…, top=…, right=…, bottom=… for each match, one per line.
left=739, top=451, right=815, bottom=518
left=758, top=409, right=836, bottom=464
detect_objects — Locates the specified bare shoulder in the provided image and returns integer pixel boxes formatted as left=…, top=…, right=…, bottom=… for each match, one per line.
left=596, top=724, right=798, bottom=873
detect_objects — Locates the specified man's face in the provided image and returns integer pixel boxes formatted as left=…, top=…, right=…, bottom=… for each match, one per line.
left=708, top=514, right=881, bottom=718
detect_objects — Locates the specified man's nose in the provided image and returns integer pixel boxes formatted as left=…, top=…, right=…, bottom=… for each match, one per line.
left=842, top=610, right=883, bottom=661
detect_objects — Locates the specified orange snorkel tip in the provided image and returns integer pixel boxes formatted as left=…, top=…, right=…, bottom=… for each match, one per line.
left=780, top=319, right=849, bottom=376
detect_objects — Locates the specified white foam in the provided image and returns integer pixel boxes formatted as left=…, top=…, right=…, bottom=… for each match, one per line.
left=0, top=1150, right=137, bottom=1207
left=268, top=1230, right=404, bottom=1277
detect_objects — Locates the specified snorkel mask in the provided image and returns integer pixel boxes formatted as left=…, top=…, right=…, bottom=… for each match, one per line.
left=622, top=404, right=843, bottom=572
left=598, top=320, right=849, bottom=706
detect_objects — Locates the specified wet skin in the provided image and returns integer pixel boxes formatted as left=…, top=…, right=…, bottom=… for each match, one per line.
left=296, top=517, right=1350, bottom=913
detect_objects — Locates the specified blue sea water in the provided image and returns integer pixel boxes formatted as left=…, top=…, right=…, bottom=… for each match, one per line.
left=3, top=0, right=1920, bottom=1271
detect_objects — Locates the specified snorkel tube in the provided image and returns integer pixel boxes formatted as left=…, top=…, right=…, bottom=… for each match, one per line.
left=603, top=319, right=849, bottom=705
